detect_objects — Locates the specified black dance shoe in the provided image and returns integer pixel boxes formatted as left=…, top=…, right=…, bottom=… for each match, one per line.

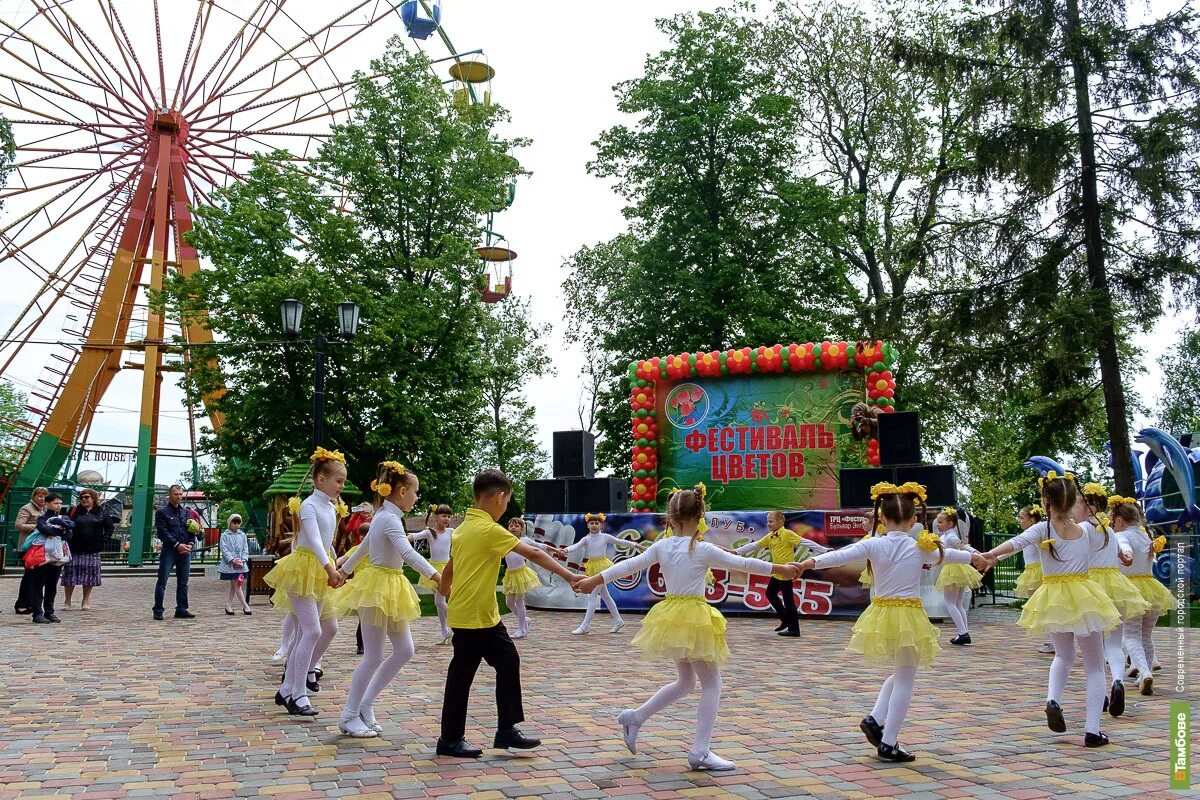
left=777, top=629, right=801, bottom=637
left=493, top=727, right=542, bottom=754
left=949, top=633, right=971, bottom=645
left=1109, top=681, right=1125, bottom=717
left=1084, top=731, right=1110, bottom=748
left=859, top=716, right=883, bottom=747
left=274, top=691, right=288, bottom=707
left=436, top=738, right=483, bottom=758
left=1045, top=700, right=1066, bottom=733
left=306, top=672, right=321, bottom=693
left=284, top=697, right=319, bottom=716
left=877, top=742, right=916, bottom=762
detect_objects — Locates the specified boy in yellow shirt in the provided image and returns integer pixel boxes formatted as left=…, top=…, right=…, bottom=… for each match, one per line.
left=436, top=469, right=583, bottom=758
left=735, top=510, right=829, bottom=636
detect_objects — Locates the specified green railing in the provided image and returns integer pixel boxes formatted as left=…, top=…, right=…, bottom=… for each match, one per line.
left=977, top=531, right=1025, bottom=605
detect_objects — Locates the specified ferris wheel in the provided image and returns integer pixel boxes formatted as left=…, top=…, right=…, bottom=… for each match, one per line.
left=0, top=1, right=517, bottom=535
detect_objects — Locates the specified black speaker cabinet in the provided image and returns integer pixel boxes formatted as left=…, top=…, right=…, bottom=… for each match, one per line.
left=565, top=477, right=626, bottom=514
left=894, top=465, right=958, bottom=507
left=525, top=479, right=567, bottom=514
left=839, top=467, right=895, bottom=508
left=878, top=411, right=921, bottom=466
left=553, top=430, right=596, bottom=478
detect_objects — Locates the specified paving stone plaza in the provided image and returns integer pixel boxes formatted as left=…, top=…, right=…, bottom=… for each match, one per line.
left=0, top=575, right=1190, bottom=799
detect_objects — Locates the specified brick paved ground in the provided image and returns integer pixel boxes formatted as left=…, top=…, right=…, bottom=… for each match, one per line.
left=0, top=575, right=1191, bottom=799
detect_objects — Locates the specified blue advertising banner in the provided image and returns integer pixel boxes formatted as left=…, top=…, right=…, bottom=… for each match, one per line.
left=516, top=510, right=969, bottom=620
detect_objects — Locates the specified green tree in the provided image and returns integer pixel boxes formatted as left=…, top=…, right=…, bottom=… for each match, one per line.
left=162, top=40, right=525, bottom=503
left=1157, top=328, right=1200, bottom=435
left=0, top=379, right=27, bottom=478
left=564, top=8, right=853, bottom=472
left=907, top=0, right=1200, bottom=494
left=470, top=299, right=553, bottom=507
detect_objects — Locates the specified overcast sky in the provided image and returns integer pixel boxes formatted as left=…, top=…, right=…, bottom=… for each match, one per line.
left=0, top=0, right=1187, bottom=488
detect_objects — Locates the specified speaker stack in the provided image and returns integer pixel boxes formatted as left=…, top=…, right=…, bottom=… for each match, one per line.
left=839, top=411, right=957, bottom=508
left=525, top=431, right=627, bottom=514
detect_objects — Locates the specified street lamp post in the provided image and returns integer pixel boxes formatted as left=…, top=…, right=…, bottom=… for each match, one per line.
left=280, top=299, right=360, bottom=449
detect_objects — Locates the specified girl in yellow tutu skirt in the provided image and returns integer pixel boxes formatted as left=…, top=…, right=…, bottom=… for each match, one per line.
left=410, top=504, right=455, bottom=644
left=265, top=447, right=348, bottom=716
left=982, top=472, right=1121, bottom=748
left=1010, top=505, right=1055, bottom=655
left=503, top=517, right=565, bottom=639
left=1078, top=483, right=1148, bottom=717
left=933, top=507, right=981, bottom=646
left=573, top=486, right=801, bottom=772
left=1110, top=498, right=1172, bottom=695
left=564, top=513, right=646, bottom=635
left=331, top=461, right=441, bottom=737
left=796, top=482, right=987, bottom=763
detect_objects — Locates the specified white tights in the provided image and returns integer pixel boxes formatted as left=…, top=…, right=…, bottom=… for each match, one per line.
left=508, top=594, right=528, bottom=632
left=1047, top=631, right=1105, bottom=735
left=342, top=621, right=415, bottom=719
left=1103, top=627, right=1126, bottom=686
left=1122, top=612, right=1157, bottom=678
left=630, top=659, right=721, bottom=755
left=581, top=583, right=622, bottom=629
left=433, top=593, right=449, bottom=636
left=225, top=580, right=250, bottom=611
left=282, top=594, right=338, bottom=701
left=942, top=588, right=970, bottom=635
left=278, top=613, right=297, bottom=656
left=869, top=662, right=918, bottom=747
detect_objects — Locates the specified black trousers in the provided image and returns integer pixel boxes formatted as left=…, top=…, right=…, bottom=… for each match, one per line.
left=440, top=622, right=524, bottom=742
left=766, top=577, right=799, bottom=632
left=30, top=564, right=62, bottom=617
left=14, top=564, right=36, bottom=612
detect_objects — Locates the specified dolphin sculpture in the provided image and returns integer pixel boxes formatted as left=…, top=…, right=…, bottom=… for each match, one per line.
left=1135, top=427, right=1198, bottom=525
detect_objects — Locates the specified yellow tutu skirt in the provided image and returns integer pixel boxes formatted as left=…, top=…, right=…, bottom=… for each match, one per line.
left=1128, top=574, right=1176, bottom=616
left=265, top=547, right=335, bottom=616
left=847, top=597, right=940, bottom=667
left=419, top=560, right=447, bottom=591
left=631, top=595, right=730, bottom=665
left=502, top=565, right=542, bottom=596
left=331, top=563, right=421, bottom=631
left=859, top=564, right=873, bottom=588
left=1017, top=574, right=1122, bottom=637
left=1089, top=567, right=1151, bottom=619
left=1015, top=562, right=1043, bottom=598
left=585, top=557, right=614, bottom=577
left=935, top=562, right=983, bottom=590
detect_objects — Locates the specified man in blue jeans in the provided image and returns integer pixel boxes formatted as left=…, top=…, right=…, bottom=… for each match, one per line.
left=153, top=484, right=195, bottom=620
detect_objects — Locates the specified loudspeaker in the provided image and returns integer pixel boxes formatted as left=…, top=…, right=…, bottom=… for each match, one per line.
left=840, top=467, right=895, bottom=508
left=894, top=465, right=958, bottom=507
left=565, top=477, right=626, bottom=514
left=525, top=479, right=567, bottom=514
left=553, top=430, right=595, bottom=478
left=878, top=411, right=921, bottom=466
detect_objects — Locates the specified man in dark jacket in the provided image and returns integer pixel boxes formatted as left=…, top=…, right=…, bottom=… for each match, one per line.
left=152, top=485, right=195, bottom=620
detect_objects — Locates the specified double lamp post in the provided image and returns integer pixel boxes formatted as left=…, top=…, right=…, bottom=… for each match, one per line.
left=279, top=299, right=360, bottom=449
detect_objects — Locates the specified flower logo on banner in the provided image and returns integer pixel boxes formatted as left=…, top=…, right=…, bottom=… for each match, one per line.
left=665, top=383, right=709, bottom=429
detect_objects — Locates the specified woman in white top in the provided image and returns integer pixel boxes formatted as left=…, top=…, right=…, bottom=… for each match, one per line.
left=796, top=482, right=987, bottom=763
left=331, top=462, right=441, bottom=738
left=564, top=514, right=646, bottom=635
left=503, top=517, right=563, bottom=639
left=410, top=504, right=455, bottom=643
left=1109, top=498, right=1172, bottom=694
left=981, top=473, right=1121, bottom=748
left=264, top=449, right=348, bottom=716
left=574, top=487, right=800, bottom=772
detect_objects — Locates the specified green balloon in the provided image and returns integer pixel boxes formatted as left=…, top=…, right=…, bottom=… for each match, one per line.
left=635, top=469, right=648, bottom=478
left=847, top=343, right=856, bottom=358
left=688, top=354, right=697, bottom=364
left=718, top=352, right=727, bottom=363
left=636, top=409, right=648, bottom=418
left=648, top=410, right=657, bottom=417
left=648, top=440, right=658, bottom=449
left=637, top=438, right=649, bottom=447
left=648, top=468, right=658, bottom=477
left=750, top=360, right=759, bottom=372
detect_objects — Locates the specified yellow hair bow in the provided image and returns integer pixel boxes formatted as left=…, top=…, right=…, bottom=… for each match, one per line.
left=1040, top=538, right=1057, bottom=549
left=310, top=446, right=346, bottom=465
left=916, top=530, right=940, bottom=552
left=1151, top=535, right=1166, bottom=554
left=1082, top=482, right=1109, bottom=498
left=584, top=513, right=607, bottom=522
left=1039, top=470, right=1076, bottom=487
left=1095, top=512, right=1110, bottom=530
left=335, top=500, right=349, bottom=519
left=875, top=523, right=886, bottom=534
left=288, top=496, right=301, bottom=516
left=698, top=516, right=709, bottom=535
left=941, top=506, right=956, bottom=517
left=694, top=482, right=707, bottom=499
left=429, top=504, right=439, bottom=515
left=1030, top=505, right=1044, bottom=517
left=870, top=481, right=928, bottom=503
left=1107, top=495, right=1137, bottom=508
left=370, top=479, right=392, bottom=498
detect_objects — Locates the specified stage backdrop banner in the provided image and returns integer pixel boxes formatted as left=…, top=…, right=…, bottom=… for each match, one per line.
left=656, top=372, right=865, bottom=510
left=521, top=510, right=889, bottom=617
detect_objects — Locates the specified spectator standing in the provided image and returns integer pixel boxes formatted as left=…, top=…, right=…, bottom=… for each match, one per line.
left=12, top=487, right=48, bottom=614
left=61, top=489, right=112, bottom=610
left=152, top=485, right=195, bottom=620
left=218, top=514, right=252, bottom=615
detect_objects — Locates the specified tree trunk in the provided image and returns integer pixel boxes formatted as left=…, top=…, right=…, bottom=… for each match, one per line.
left=1064, top=0, right=1135, bottom=495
